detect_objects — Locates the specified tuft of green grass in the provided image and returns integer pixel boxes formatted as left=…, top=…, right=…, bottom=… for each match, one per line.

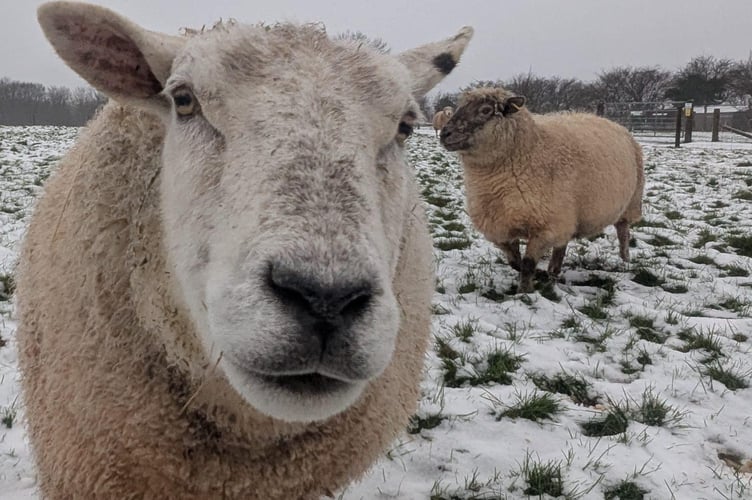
left=457, top=281, right=477, bottom=294
left=689, top=254, right=715, bottom=265
left=432, top=209, right=457, bottom=221
left=0, top=273, right=15, bottom=301
left=664, top=210, right=682, bottom=220
left=581, top=405, right=630, bottom=437
left=661, top=283, right=689, bottom=294
left=634, top=388, right=683, bottom=427
left=630, top=315, right=667, bottom=344
left=717, top=296, right=751, bottom=315
left=498, top=391, right=562, bottom=422
left=578, top=298, right=609, bottom=320
left=435, top=336, right=460, bottom=361
left=732, top=189, right=752, bottom=201
left=725, top=234, right=752, bottom=258
left=474, top=348, right=526, bottom=386
left=1, top=405, right=16, bottom=429
left=451, top=319, right=477, bottom=342
left=721, top=264, right=749, bottom=277
left=407, top=412, right=446, bottom=434
left=423, top=194, right=453, bottom=208
left=434, top=238, right=472, bottom=251
left=636, top=347, right=653, bottom=367
left=531, top=372, right=597, bottom=406
left=694, top=228, right=716, bottom=248
left=520, top=457, right=564, bottom=498
left=605, top=480, right=647, bottom=500
left=560, top=316, right=581, bottom=330
left=432, top=303, right=451, bottom=315
left=441, top=221, right=466, bottom=232
left=480, top=288, right=505, bottom=302
left=665, top=310, right=680, bottom=325
left=704, top=363, right=749, bottom=391
left=648, top=234, right=676, bottom=247
left=440, top=345, right=525, bottom=388
left=575, top=328, right=615, bottom=353
left=631, top=267, right=665, bottom=287
left=632, top=218, right=667, bottom=229
left=678, top=328, right=725, bottom=362
left=572, top=274, right=617, bottom=305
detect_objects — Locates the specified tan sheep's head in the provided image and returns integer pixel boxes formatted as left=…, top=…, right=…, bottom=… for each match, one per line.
left=440, top=87, right=525, bottom=152
left=38, top=1, right=473, bottom=422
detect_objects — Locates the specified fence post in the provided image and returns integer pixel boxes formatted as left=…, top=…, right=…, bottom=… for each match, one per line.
left=712, top=108, right=721, bottom=142
left=674, top=104, right=683, bottom=148
left=684, top=110, right=694, bottom=143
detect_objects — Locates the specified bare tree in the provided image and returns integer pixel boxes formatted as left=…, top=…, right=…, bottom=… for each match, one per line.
left=597, top=66, right=673, bottom=103
left=665, top=55, right=734, bottom=107
left=0, top=77, right=106, bottom=126
left=728, top=55, right=752, bottom=105
left=432, top=91, right=459, bottom=114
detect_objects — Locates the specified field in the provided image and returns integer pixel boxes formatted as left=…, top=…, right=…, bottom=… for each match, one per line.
left=1, top=125, right=752, bottom=499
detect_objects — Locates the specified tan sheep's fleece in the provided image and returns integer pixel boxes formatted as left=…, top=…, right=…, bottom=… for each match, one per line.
left=16, top=103, right=433, bottom=499
left=455, top=89, right=643, bottom=276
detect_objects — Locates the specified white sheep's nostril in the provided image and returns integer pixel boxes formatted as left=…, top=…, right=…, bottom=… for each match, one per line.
left=267, top=262, right=375, bottom=322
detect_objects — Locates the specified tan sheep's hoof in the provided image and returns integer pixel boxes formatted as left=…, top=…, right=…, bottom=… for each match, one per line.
left=518, top=281, right=534, bottom=294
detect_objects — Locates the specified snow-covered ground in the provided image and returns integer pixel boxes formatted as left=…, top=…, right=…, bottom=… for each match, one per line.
left=1, top=125, right=752, bottom=499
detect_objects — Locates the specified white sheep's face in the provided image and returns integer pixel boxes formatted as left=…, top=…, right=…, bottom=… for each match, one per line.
left=38, top=2, right=472, bottom=423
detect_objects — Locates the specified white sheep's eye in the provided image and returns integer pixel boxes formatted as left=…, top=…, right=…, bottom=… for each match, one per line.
left=395, top=111, right=417, bottom=146
left=397, top=121, right=413, bottom=139
left=479, top=104, right=494, bottom=115
left=171, top=87, right=198, bottom=117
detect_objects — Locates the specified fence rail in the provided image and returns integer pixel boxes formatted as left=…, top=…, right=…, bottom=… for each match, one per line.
left=602, top=101, right=752, bottom=146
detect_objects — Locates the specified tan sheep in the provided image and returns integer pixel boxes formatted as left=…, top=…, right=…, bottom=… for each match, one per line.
left=432, top=106, right=454, bottom=137
left=440, top=87, right=643, bottom=293
left=17, top=2, right=473, bottom=499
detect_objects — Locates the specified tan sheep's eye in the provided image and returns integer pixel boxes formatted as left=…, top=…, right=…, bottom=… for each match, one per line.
left=171, top=87, right=198, bottom=117
left=479, top=104, right=494, bottom=116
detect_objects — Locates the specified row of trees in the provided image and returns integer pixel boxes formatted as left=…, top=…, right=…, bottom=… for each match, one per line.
left=0, top=78, right=107, bottom=126
left=2, top=51, right=751, bottom=125
left=429, top=55, right=752, bottom=116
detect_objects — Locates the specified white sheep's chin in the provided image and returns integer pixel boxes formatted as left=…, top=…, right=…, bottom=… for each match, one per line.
left=221, top=362, right=367, bottom=423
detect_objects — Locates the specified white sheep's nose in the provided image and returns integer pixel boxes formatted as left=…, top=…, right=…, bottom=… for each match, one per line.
left=266, top=261, right=375, bottom=328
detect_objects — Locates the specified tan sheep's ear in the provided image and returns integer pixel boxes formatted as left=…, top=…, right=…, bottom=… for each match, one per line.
left=37, top=1, right=184, bottom=109
left=396, top=26, right=474, bottom=98
left=503, top=95, right=526, bottom=115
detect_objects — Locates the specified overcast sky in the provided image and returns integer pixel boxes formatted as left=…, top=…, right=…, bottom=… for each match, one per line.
left=2, top=0, right=751, bottom=94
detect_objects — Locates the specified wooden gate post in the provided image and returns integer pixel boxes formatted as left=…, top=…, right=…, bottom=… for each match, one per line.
left=712, top=108, right=721, bottom=142
left=684, top=110, right=694, bottom=143
left=674, top=104, right=683, bottom=148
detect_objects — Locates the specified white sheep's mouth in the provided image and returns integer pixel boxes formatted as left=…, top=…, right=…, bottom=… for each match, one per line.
left=259, top=372, right=350, bottom=396
left=221, top=359, right=368, bottom=422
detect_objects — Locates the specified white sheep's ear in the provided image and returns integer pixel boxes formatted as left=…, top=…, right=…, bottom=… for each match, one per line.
left=37, top=1, right=184, bottom=109
left=396, top=26, right=473, bottom=98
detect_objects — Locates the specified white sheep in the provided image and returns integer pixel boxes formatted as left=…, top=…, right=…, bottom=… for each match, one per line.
left=17, top=2, right=473, bottom=498
left=440, top=87, right=643, bottom=293
left=432, top=106, right=454, bottom=137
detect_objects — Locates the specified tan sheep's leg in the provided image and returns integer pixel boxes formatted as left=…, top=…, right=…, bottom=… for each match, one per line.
left=519, top=238, right=551, bottom=293
left=497, top=241, right=522, bottom=271
left=615, top=219, right=630, bottom=262
left=547, top=243, right=567, bottom=277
